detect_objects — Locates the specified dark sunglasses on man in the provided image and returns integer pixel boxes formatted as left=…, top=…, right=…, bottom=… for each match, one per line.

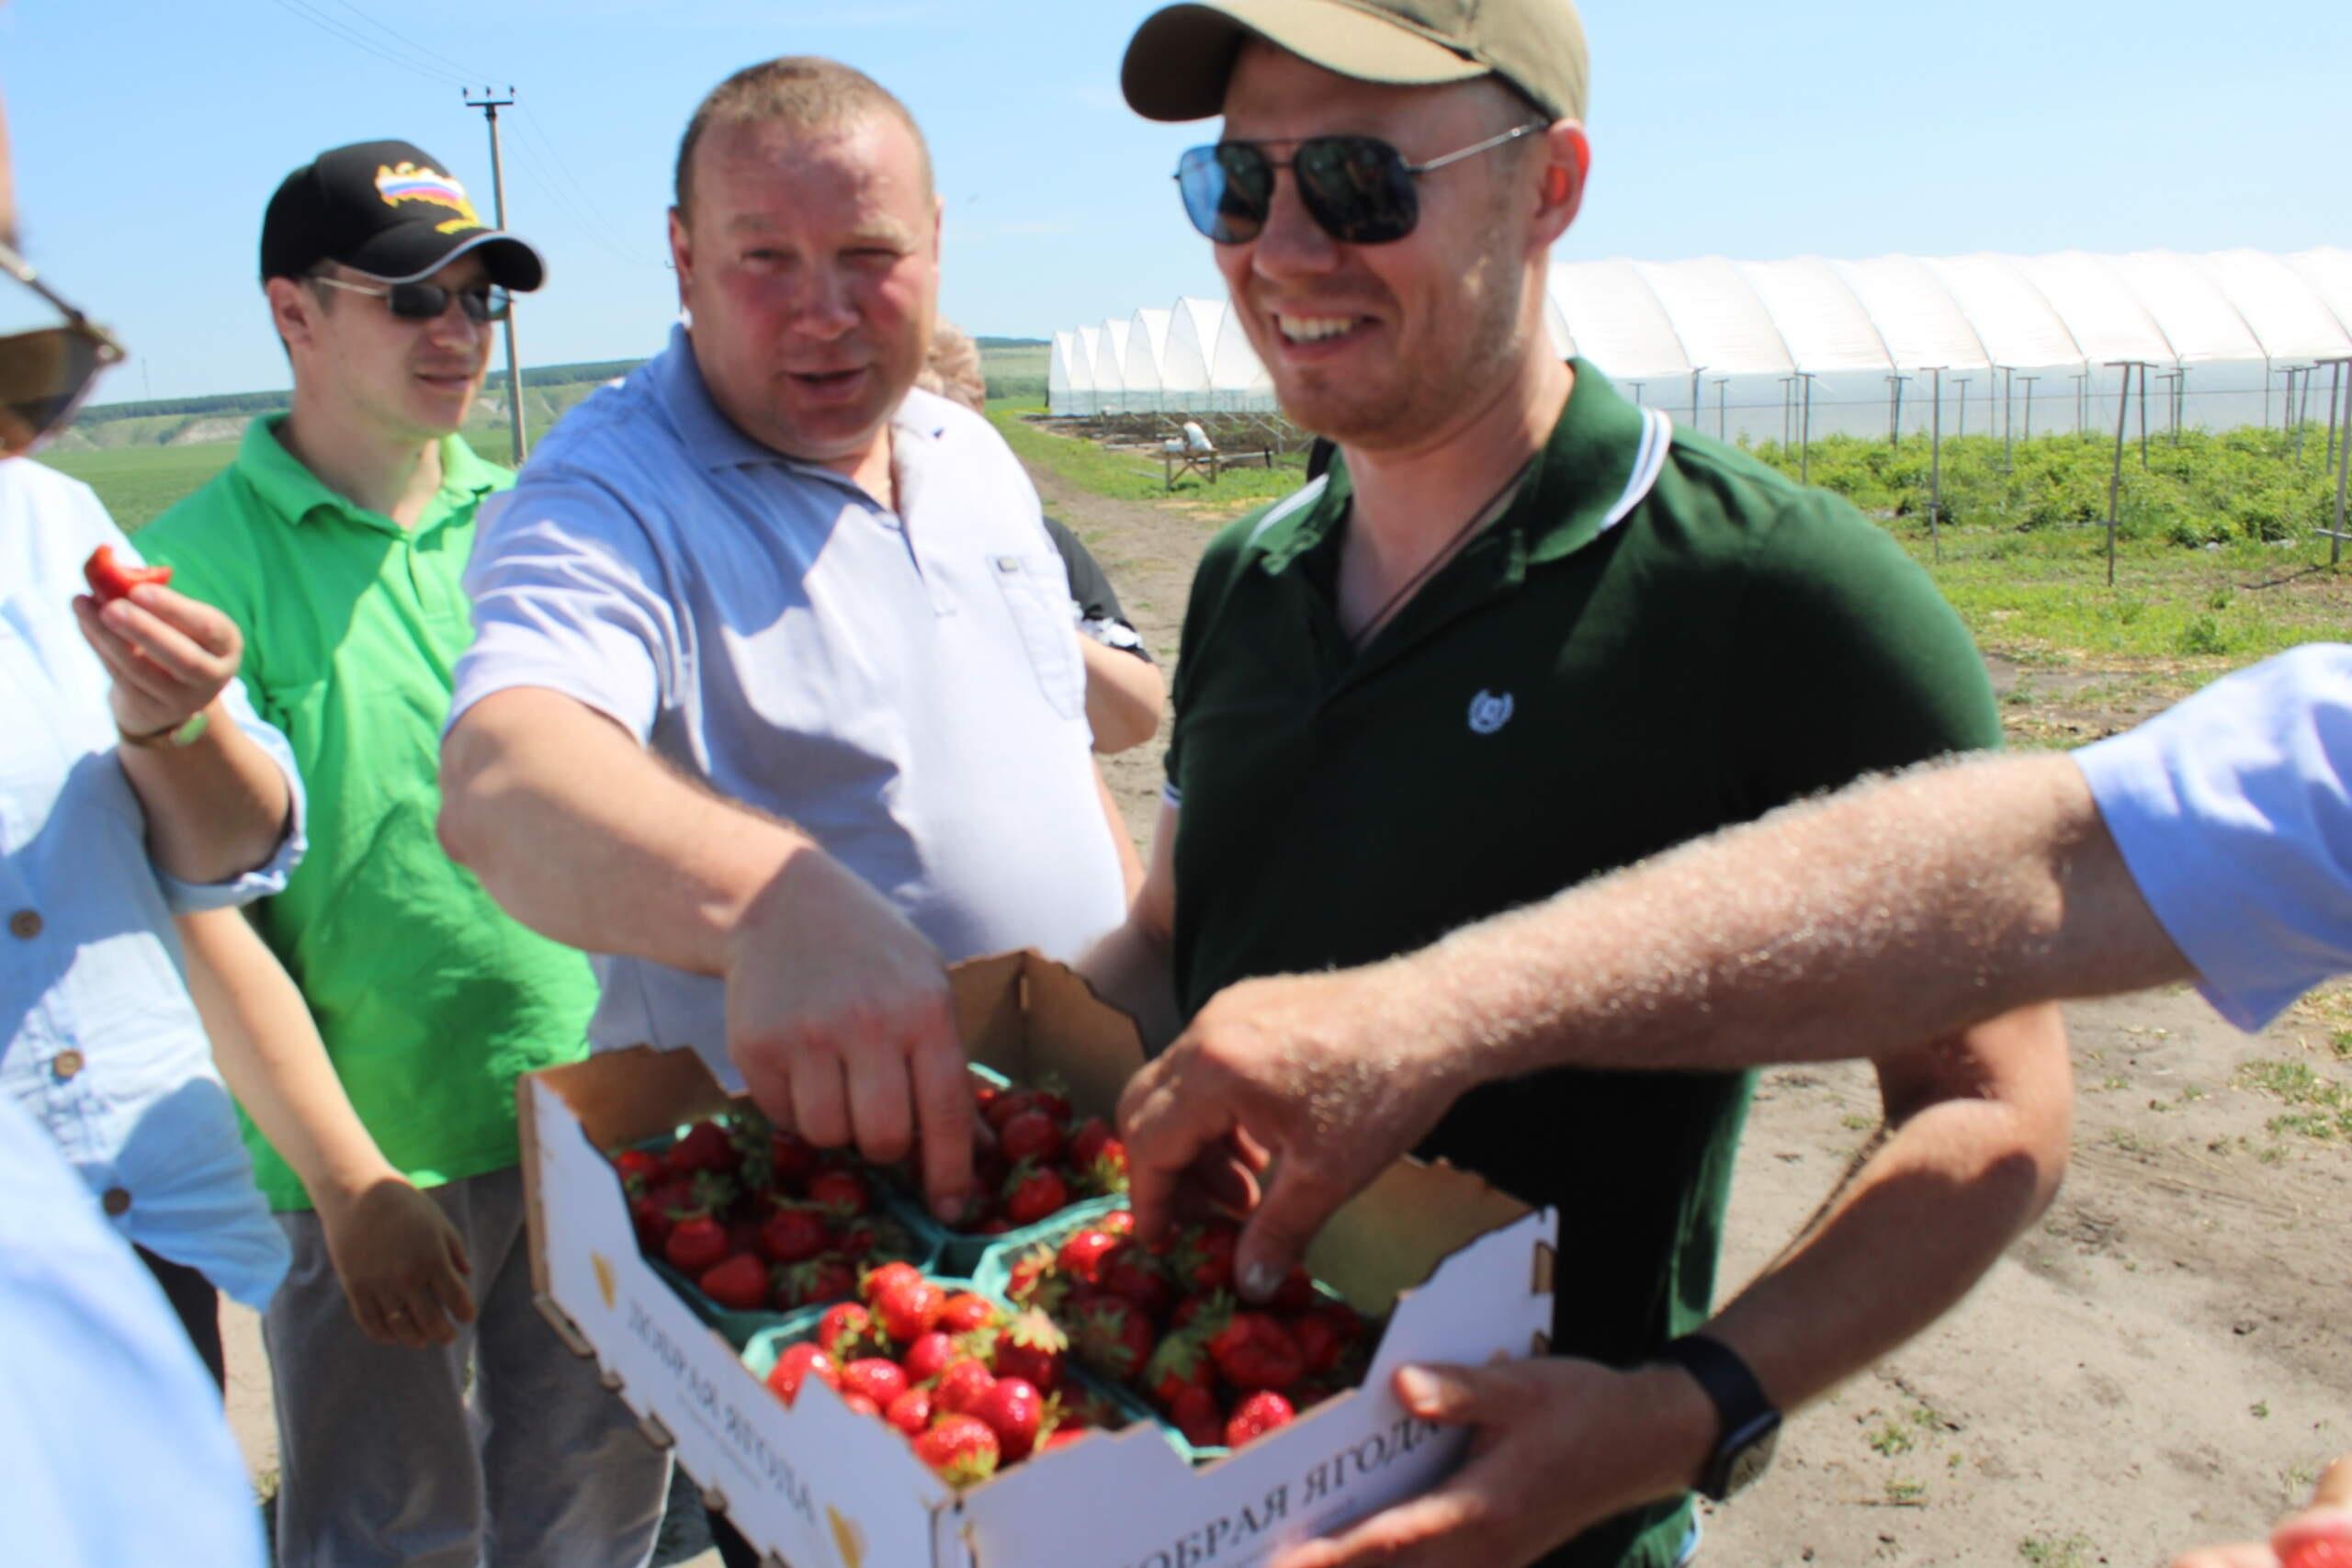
left=0, top=236, right=126, bottom=458
left=310, top=273, right=512, bottom=324
left=1175, top=121, right=1544, bottom=246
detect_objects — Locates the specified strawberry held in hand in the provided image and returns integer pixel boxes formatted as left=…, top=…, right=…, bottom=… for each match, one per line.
left=83, top=544, right=172, bottom=604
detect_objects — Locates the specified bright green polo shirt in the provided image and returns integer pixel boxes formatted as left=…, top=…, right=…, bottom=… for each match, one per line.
left=1164, top=365, right=2002, bottom=1568
left=141, top=417, right=595, bottom=1212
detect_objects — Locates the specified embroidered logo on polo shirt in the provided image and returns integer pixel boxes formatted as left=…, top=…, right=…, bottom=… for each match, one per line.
left=1467, top=690, right=1515, bottom=735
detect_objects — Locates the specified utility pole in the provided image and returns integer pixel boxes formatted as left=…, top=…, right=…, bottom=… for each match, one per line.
left=464, top=86, right=528, bottom=466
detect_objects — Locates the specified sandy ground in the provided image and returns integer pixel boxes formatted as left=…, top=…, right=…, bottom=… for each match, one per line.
left=220, top=457, right=2350, bottom=1568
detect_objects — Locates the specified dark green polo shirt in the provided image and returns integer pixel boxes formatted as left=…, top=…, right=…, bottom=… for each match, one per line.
left=1163, top=364, right=2001, bottom=1568
left=141, top=418, right=596, bottom=1211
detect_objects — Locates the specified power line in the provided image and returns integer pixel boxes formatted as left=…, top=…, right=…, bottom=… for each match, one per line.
left=313, top=0, right=492, bottom=85
left=512, top=104, right=666, bottom=270
left=261, top=0, right=472, bottom=87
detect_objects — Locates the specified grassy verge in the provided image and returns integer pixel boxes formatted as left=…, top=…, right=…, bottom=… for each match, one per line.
left=986, top=399, right=1308, bottom=513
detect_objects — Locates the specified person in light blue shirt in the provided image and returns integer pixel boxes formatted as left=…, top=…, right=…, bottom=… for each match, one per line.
left=2, top=130, right=306, bottom=1384
left=0, top=1089, right=266, bottom=1567
left=0, top=456, right=306, bottom=1378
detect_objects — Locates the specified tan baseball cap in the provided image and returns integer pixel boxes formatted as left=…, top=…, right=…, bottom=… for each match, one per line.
left=1122, top=0, right=1589, bottom=125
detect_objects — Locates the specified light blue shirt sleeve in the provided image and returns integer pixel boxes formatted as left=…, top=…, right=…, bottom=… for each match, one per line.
left=151, top=668, right=307, bottom=914
left=2074, top=643, right=2352, bottom=1031
left=0, top=1091, right=266, bottom=1568
left=450, top=471, right=684, bottom=744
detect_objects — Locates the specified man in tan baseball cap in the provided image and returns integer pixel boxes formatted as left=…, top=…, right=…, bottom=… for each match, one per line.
left=1090, top=6, right=2068, bottom=1568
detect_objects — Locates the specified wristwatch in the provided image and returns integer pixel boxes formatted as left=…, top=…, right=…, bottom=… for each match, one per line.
left=1652, top=1332, right=1781, bottom=1501
left=119, top=709, right=209, bottom=750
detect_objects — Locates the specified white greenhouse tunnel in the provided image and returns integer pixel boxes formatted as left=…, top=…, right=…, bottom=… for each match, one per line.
left=1048, top=247, right=2352, bottom=446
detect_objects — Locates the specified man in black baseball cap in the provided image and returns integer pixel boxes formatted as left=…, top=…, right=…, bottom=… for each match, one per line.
left=139, top=143, right=670, bottom=1566
left=260, top=137, right=544, bottom=290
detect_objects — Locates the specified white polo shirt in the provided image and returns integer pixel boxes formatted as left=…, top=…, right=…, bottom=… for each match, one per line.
left=450, top=327, right=1128, bottom=1082
left=2075, top=642, right=2352, bottom=1031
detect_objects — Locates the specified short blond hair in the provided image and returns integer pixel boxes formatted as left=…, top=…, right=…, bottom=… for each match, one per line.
left=673, top=56, right=933, bottom=216
left=918, top=321, right=988, bottom=414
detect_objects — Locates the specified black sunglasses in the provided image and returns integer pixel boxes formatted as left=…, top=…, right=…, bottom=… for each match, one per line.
left=311, top=274, right=512, bottom=324
left=1175, top=122, right=1544, bottom=246
left=0, top=238, right=127, bottom=458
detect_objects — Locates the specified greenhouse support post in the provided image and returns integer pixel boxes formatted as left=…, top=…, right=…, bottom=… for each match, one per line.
left=2105, top=361, right=2137, bottom=588
left=2020, top=376, right=2038, bottom=443
left=2324, top=356, right=2352, bottom=569
left=1928, top=367, right=1945, bottom=563
left=1798, top=373, right=1815, bottom=483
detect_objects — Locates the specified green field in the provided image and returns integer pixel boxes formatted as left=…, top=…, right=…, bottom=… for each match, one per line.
left=38, top=444, right=241, bottom=528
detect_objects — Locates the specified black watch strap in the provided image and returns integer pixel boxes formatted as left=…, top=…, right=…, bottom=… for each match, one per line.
left=1653, top=1333, right=1781, bottom=1501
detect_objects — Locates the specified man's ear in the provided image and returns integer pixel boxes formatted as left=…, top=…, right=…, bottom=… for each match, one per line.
left=667, top=206, right=694, bottom=311
left=1530, top=121, right=1591, bottom=248
left=265, top=276, right=319, bottom=354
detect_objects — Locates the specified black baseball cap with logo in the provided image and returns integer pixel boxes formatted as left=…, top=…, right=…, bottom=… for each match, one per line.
left=260, top=139, right=546, bottom=290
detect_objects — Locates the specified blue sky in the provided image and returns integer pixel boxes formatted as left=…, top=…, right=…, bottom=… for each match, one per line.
left=5, top=0, right=2346, bottom=402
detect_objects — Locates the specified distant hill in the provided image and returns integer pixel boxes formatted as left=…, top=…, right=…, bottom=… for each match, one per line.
left=62, top=343, right=1053, bottom=451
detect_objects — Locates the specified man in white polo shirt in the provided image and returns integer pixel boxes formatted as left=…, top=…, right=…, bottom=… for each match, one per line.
left=437, top=55, right=1133, bottom=1225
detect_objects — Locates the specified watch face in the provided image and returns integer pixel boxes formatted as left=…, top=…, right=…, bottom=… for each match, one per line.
left=1723, top=1416, right=1781, bottom=1496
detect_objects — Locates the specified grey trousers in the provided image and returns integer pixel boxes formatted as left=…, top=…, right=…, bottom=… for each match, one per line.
left=264, top=1167, right=671, bottom=1568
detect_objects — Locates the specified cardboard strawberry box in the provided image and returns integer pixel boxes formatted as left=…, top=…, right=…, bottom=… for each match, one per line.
left=521, top=951, right=1558, bottom=1568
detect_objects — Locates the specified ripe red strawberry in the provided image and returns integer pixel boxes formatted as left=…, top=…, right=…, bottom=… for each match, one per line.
left=1071, top=1297, right=1155, bottom=1384
left=807, top=1168, right=870, bottom=1217
left=1098, top=1209, right=1136, bottom=1237
left=1056, top=1228, right=1119, bottom=1285
left=900, top=1330, right=958, bottom=1385
left=884, top=1387, right=934, bottom=1437
left=937, top=1292, right=998, bottom=1335
left=1168, top=1385, right=1225, bottom=1448
left=663, top=1214, right=729, bottom=1275
left=874, top=1279, right=946, bottom=1344
left=774, top=1255, right=856, bottom=1311
left=841, top=1392, right=881, bottom=1418
left=665, top=1120, right=738, bottom=1178
left=629, top=1195, right=673, bottom=1254
left=1224, top=1390, right=1295, bottom=1447
left=1078, top=1138, right=1129, bottom=1196
left=2278, top=1535, right=2352, bottom=1568
left=1066, top=1116, right=1114, bottom=1170
left=1168, top=1222, right=1237, bottom=1295
left=1041, top=1426, right=1092, bottom=1451
left=1206, top=1311, right=1305, bottom=1393
left=1031, top=1087, right=1073, bottom=1125
left=696, top=1252, right=771, bottom=1311
left=758, top=1204, right=832, bottom=1265
left=1097, top=1241, right=1171, bottom=1318
left=1002, top=1164, right=1069, bottom=1228
left=981, top=1087, right=1041, bottom=1133
left=913, top=1414, right=999, bottom=1486
left=764, top=1343, right=836, bottom=1407
left=613, top=1147, right=665, bottom=1190
left=997, top=1108, right=1064, bottom=1165
left=1289, top=1312, right=1344, bottom=1378
left=933, top=1358, right=998, bottom=1416
left=1143, top=1328, right=1217, bottom=1410
left=766, top=1128, right=819, bottom=1187
left=861, top=1260, right=923, bottom=1304
left=815, top=1302, right=880, bottom=1361
left=971, top=1375, right=1044, bottom=1462
left=1267, top=1266, right=1317, bottom=1313
left=991, top=1311, right=1067, bottom=1395
left=839, top=1357, right=910, bottom=1409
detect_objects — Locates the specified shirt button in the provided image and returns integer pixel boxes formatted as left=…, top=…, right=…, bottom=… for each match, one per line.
left=101, top=1187, right=131, bottom=1217
left=7, top=908, right=41, bottom=940
left=51, top=1049, right=85, bottom=1081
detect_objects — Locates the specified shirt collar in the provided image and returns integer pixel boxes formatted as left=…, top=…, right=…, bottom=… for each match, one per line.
left=1249, top=359, right=1661, bottom=575
left=235, top=414, right=501, bottom=533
